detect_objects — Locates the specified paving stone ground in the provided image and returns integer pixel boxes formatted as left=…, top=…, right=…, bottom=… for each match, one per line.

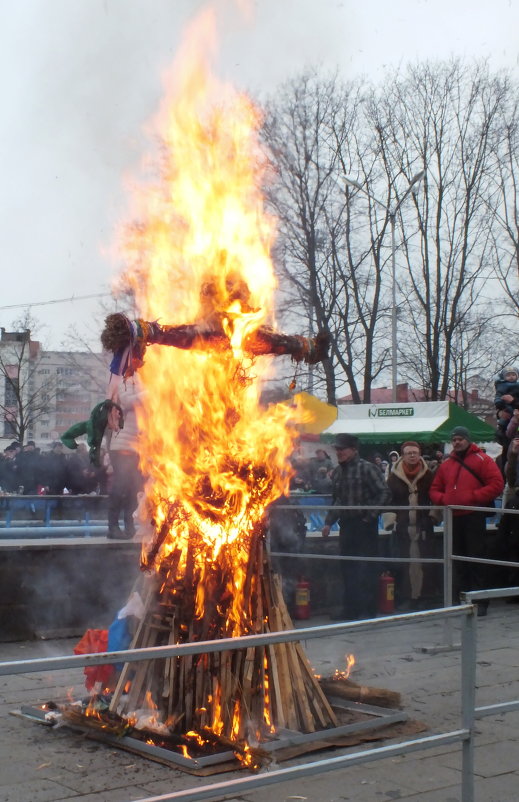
left=1, top=600, right=519, bottom=802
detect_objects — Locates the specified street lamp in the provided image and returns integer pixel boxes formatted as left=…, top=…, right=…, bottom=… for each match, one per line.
left=344, top=171, right=425, bottom=402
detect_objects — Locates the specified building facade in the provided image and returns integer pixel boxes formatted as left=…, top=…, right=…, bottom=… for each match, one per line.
left=1, top=328, right=109, bottom=450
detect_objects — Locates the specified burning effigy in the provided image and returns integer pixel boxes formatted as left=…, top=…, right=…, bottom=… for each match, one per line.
left=82, top=5, right=336, bottom=765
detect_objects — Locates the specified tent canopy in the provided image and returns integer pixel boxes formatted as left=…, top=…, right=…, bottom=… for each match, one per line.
left=320, top=401, right=496, bottom=445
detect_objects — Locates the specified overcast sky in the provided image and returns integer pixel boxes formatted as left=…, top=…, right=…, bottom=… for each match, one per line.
left=1, top=0, right=518, bottom=350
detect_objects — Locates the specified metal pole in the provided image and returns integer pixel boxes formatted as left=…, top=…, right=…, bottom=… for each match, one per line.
left=443, top=505, right=455, bottom=648
left=460, top=604, right=477, bottom=802
left=390, top=211, right=397, bottom=402
left=443, top=506, right=453, bottom=609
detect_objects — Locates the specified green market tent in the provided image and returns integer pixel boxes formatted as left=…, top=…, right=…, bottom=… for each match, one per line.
left=320, top=401, right=496, bottom=445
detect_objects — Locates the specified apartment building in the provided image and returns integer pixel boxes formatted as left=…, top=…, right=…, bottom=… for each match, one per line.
left=0, top=328, right=109, bottom=449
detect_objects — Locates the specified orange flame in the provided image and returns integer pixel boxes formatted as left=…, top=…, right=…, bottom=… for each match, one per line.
left=113, top=3, right=299, bottom=746
left=333, top=653, right=356, bottom=681
left=117, top=5, right=297, bottom=633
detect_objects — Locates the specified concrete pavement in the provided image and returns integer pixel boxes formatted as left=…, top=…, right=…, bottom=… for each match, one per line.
left=1, top=600, right=519, bottom=801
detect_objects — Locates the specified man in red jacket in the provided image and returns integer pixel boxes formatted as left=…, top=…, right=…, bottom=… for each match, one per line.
left=429, top=426, right=504, bottom=616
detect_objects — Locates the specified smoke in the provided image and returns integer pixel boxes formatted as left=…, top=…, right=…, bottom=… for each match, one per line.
left=15, top=542, right=141, bottom=643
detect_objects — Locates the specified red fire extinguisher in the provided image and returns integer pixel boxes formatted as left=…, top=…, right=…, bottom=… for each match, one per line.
left=294, top=577, right=311, bottom=620
left=378, top=571, right=395, bottom=615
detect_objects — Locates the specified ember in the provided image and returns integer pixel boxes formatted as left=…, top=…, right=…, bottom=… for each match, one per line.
left=98, top=5, right=335, bottom=760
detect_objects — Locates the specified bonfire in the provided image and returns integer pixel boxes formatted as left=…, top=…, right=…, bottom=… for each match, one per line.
left=88, top=6, right=335, bottom=760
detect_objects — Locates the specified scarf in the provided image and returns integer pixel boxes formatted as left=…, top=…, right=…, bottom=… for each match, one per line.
left=393, top=457, right=429, bottom=599
left=402, top=462, right=422, bottom=480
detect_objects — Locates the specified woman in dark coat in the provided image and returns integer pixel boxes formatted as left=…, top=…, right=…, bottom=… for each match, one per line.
left=387, top=441, right=441, bottom=609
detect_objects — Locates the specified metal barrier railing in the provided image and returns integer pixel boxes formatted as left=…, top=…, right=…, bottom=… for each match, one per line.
left=0, top=602, right=501, bottom=802
left=0, top=493, right=109, bottom=536
left=3, top=502, right=519, bottom=798
left=270, top=502, right=519, bottom=614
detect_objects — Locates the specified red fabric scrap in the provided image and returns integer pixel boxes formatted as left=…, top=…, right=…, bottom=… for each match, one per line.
left=74, top=629, right=114, bottom=691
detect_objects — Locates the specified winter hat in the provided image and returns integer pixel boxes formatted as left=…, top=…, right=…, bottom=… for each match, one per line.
left=333, top=433, right=359, bottom=450
left=401, top=441, right=420, bottom=453
left=451, top=426, right=471, bottom=441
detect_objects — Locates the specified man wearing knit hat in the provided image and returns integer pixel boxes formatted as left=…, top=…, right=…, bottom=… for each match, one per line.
left=322, top=432, right=391, bottom=620
left=429, top=426, right=503, bottom=616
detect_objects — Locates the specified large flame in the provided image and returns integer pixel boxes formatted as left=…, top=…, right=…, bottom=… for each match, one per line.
left=117, top=6, right=298, bottom=639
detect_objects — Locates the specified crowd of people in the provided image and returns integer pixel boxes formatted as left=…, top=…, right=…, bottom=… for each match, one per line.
left=288, top=397, right=515, bottom=622
left=317, top=426, right=507, bottom=621
left=0, top=380, right=144, bottom=542
left=0, top=440, right=111, bottom=496
left=4, top=367, right=519, bottom=610
left=289, top=445, right=447, bottom=492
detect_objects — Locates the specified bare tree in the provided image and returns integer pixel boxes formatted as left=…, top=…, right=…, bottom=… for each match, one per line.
left=448, top=314, right=510, bottom=409
left=360, top=60, right=514, bottom=399
left=488, top=95, right=519, bottom=323
left=263, top=71, right=391, bottom=404
left=0, top=312, right=57, bottom=444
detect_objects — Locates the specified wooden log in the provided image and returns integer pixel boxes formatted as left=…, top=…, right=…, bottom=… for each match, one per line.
left=319, top=677, right=402, bottom=709
left=294, top=641, right=337, bottom=727
left=271, top=578, right=337, bottom=729
left=267, top=573, right=313, bottom=731
left=261, top=573, right=297, bottom=730
left=249, top=645, right=266, bottom=729
left=112, top=528, right=347, bottom=742
left=241, top=529, right=263, bottom=619
left=240, top=645, right=256, bottom=723
left=281, top=631, right=315, bottom=732
left=123, top=621, right=159, bottom=713
left=199, top=726, right=272, bottom=769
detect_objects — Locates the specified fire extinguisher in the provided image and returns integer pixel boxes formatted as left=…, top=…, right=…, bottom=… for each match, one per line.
left=294, top=577, right=311, bottom=620
left=378, top=571, right=395, bottom=615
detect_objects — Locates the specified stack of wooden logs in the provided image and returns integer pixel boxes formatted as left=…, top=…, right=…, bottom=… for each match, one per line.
left=110, top=532, right=337, bottom=739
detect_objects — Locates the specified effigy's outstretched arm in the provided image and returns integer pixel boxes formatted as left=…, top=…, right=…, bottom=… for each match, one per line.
left=101, top=313, right=329, bottom=379
left=153, top=322, right=328, bottom=364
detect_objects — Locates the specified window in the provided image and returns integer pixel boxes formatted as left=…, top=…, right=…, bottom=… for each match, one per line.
left=5, top=381, right=18, bottom=407
left=41, top=433, right=50, bottom=439
left=56, top=368, right=74, bottom=375
left=39, top=369, right=51, bottom=375
left=3, top=419, right=16, bottom=438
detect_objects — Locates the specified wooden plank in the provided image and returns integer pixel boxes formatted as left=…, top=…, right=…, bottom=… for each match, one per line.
left=261, top=571, right=291, bottom=727
left=265, top=643, right=284, bottom=727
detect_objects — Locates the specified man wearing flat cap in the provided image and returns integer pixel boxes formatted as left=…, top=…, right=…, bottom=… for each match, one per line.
left=430, top=426, right=503, bottom=616
left=322, top=433, right=391, bottom=620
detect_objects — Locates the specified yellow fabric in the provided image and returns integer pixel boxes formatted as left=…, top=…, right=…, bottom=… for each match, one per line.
left=292, top=392, right=338, bottom=435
